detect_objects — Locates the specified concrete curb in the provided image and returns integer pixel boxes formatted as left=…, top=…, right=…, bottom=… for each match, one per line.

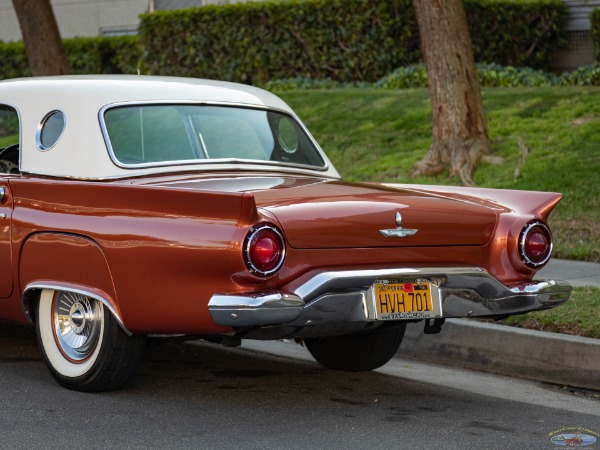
left=401, top=319, right=600, bottom=391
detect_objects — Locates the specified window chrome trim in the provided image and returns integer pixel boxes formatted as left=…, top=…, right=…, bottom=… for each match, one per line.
left=36, top=110, right=66, bottom=151
left=98, top=100, right=330, bottom=173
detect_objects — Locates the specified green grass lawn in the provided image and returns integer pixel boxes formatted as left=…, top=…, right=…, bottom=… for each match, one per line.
left=277, top=87, right=600, bottom=262
left=500, top=286, right=600, bottom=339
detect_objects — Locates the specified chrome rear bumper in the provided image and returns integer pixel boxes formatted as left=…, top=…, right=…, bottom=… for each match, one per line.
left=208, top=267, right=571, bottom=328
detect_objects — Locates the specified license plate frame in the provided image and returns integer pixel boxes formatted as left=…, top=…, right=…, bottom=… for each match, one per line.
left=371, top=279, right=442, bottom=321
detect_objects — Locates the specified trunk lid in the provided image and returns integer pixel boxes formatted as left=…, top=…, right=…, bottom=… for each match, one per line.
left=250, top=179, right=497, bottom=249
left=142, top=175, right=498, bottom=249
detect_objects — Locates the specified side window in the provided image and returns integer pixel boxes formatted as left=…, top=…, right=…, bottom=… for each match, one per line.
left=0, top=105, right=20, bottom=175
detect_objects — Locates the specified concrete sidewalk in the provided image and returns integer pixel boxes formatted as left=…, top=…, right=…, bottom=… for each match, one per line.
left=401, top=258, right=600, bottom=391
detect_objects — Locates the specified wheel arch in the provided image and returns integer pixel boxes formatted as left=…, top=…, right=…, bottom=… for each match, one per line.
left=23, top=285, right=131, bottom=336
left=19, top=232, right=131, bottom=335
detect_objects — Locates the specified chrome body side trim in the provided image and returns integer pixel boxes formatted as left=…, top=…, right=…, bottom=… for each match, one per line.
left=208, top=267, right=571, bottom=329
left=22, top=283, right=132, bottom=336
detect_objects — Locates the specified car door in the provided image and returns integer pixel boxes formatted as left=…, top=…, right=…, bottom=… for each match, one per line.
left=0, top=179, right=13, bottom=298
left=0, top=104, right=19, bottom=298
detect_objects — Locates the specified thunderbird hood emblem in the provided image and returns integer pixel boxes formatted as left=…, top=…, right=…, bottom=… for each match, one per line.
left=380, top=212, right=418, bottom=238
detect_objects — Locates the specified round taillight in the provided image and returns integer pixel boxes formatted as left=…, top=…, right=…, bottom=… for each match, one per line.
left=244, top=225, right=285, bottom=276
left=519, top=222, right=552, bottom=267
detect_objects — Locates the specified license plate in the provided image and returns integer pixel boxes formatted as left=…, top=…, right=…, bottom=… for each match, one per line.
left=374, top=280, right=435, bottom=320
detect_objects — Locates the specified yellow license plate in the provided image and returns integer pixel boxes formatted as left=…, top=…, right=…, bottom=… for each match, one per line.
left=374, top=281, right=433, bottom=320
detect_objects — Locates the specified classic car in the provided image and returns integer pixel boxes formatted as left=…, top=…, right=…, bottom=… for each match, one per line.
left=0, top=76, right=571, bottom=391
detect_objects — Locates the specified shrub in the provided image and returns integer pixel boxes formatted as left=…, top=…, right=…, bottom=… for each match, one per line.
left=138, top=0, right=418, bottom=84
left=65, top=36, right=141, bottom=75
left=376, top=63, right=561, bottom=89
left=592, top=8, right=600, bottom=60
left=376, top=65, right=428, bottom=89
left=560, top=63, right=600, bottom=86
left=0, top=0, right=567, bottom=82
left=466, top=0, right=567, bottom=69
left=0, top=42, right=31, bottom=79
left=476, top=63, right=560, bottom=87
left=0, top=36, right=140, bottom=80
left=261, top=78, right=361, bottom=91
left=139, top=0, right=566, bottom=83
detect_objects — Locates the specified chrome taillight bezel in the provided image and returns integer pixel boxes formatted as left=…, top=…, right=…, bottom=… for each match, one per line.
left=519, top=221, right=553, bottom=268
left=244, top=224, right=286, bottom=276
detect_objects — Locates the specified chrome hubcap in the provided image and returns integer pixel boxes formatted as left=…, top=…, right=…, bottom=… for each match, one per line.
left=54, top=292, right=103, bottom=362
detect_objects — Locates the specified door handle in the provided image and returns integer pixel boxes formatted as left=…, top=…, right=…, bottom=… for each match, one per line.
left=0, top=186, right=4, bottom=202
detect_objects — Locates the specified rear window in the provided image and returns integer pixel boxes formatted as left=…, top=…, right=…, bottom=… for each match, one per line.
left=103, top=104, right=326, bottom=170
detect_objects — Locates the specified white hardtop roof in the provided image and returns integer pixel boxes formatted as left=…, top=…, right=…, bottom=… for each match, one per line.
left=0, top=75, right=294, bottom=112
left=0, top=75, right=339, bottom=180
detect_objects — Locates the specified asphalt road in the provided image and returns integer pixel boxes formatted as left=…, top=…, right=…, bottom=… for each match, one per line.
left=0, top=323, right=599, bottom=450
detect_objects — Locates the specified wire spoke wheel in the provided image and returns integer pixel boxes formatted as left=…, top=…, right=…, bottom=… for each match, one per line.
left=36, top=289, right=146, bottom=392
left=53, top=291, right=103, bottom=362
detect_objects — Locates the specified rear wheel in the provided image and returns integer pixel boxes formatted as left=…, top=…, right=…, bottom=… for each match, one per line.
left=305, top=324, right=406, bottom=372
left=36, top=289, right=145, bottom=391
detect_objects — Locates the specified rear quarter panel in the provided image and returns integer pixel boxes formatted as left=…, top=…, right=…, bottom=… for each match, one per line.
left=10, top=177, right=254, bottom=333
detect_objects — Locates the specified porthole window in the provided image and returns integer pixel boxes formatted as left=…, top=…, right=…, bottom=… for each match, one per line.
left=276, top=116, right=299, bottom=154
left=36, top=110, right=65, bottom=151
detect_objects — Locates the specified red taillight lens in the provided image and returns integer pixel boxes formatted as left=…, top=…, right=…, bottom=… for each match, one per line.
left=245, top=225, right=285, bottom=276
left=519, top=222, right=552, bottom=267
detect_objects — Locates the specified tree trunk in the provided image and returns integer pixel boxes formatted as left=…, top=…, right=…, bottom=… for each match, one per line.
left=12, top=0, right=70, bottom=76
left=411, top=0, right=491, bottom=186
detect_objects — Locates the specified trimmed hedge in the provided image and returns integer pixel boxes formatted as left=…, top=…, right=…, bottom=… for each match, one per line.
left=0, top=36, right=140, bottom=80
left=139, top=0, right=566, bottom=83
left=0, top=42, right=31, bottom=79
left=466, top=0, right=566, bottom=69
left=65, top=36, right=140, bottom=75
left=592, top=8, right=600, bottom=60
left=138, top=0, right=418, bottom=83
left=0, top=0, right=567, bottom=82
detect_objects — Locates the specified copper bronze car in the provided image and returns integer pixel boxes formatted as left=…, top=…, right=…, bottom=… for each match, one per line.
left=0, top=76, right=571, bottom=391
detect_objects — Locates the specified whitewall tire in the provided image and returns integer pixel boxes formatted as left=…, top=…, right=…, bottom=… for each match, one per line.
left=36, top=289, right=145, bottom=391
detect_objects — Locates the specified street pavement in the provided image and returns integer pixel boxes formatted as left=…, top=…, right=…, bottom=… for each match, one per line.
left=1, top=325, right=598, bottom=449
left=401, top=258, right=600, bottom=390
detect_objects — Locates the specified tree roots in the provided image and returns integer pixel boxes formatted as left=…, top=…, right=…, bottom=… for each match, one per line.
left=410, top=136, right=493, bottom=186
